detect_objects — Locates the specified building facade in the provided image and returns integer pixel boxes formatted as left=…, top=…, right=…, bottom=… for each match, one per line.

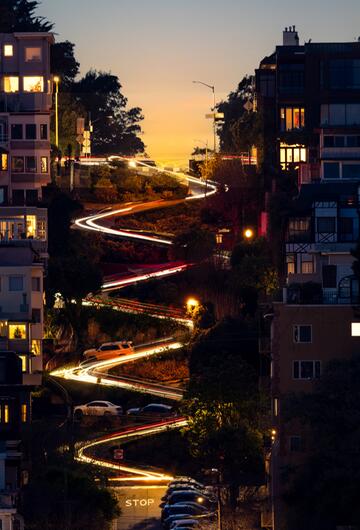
left=0, top=33, right=54, bottom=205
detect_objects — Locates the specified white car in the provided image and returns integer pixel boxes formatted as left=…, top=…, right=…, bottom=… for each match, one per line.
left=74, top=400, right=123, bottom=420
left=83, top=341, right=134, bottom=361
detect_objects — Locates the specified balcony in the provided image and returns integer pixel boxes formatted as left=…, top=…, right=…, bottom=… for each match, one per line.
left=284, top=284, right=359, bottom=305
left=298, top=163, right=320, bottom=186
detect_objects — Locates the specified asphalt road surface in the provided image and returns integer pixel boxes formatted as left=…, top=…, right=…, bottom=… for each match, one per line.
left=111, top=486, right=166, bottom=530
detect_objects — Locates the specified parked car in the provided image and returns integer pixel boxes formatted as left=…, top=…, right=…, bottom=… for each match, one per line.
left=170, top=521, right=201, bottom=529
left=163, top=485, right=214, bottom=502
left=162, top=502, right=209, bottom=522
left=74, top=401, right=123, bottom=420
left=169, top=478, right=205, bottom=490
left=166, top=491, right=216, bottom=508
left=163, top=511, right=212, bottom=530
left=126, top=403, right=174, bottom=417
left=83, top=341, right=134, bottom=361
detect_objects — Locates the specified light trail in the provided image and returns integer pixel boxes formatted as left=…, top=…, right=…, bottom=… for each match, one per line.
left=76, top=417, right=188, bottom=482
left=52, top=157, right=218, bottom=483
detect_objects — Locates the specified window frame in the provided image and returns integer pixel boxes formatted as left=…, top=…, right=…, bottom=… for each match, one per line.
left=9, top=275, right=24, bottom=292
left=293, top=360, right=321, bottom=380
left=293, top=325, right=312, bottom=344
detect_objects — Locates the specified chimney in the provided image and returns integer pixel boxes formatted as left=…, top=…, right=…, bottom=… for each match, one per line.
left=283, top=26, right=299, bottom=46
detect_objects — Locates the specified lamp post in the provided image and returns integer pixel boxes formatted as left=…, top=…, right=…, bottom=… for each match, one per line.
left=53, top=76, right=60, bottom=149
left=192, top=80, right=216, bottom=153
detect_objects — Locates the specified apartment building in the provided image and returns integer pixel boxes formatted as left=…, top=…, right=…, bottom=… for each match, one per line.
left=0, top=32, right=54, bottom=205
left=255, top=28, right=360, bottom=192
left=0, top=31, right=53, bottom=530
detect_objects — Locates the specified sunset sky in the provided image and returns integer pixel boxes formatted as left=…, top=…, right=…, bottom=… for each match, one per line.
left=43, top=0, right=360, bottom=166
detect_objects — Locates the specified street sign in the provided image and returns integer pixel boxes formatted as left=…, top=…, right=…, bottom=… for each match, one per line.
left=243, top=100, right=253, bottom=112
left=114, top=448, right=124, bottom=460
left=205, top=112, right=224, bottom=120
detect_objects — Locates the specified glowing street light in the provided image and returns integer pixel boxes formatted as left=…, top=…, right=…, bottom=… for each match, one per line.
left=186, top=297, right=199, bottom=313
left=53, top=75, right=60, bottom=148
left=243, top=228, right=254, bottom=240
left=128, top=159, right=137, bottom=168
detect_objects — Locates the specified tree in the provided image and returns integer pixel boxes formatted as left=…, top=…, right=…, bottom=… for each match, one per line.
left=0, top=0, right=53, bottom=32
left=183, top=318, right=266, bottom=503
left=172, top=229, right=216, bottom=262
left=283, top=357, right=360, bottom=530
left=51, top=41, right=80, bottom=86
left=71, top=70, right=145, bottom=156
left=217, top=76, right=256, bottom=153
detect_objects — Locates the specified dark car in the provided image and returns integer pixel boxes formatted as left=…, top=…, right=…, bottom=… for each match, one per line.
left=127, top=403, right=174, bottom=417
left=162, top=502, right=209, bottom=522
left=166, top=491, right=216, bottom=508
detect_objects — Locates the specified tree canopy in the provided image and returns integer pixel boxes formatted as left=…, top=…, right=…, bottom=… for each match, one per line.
left=0, top=0, right=53, bottom=32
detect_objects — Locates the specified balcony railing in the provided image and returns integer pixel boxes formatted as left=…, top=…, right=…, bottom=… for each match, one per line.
left=285, top=286, right=359, bottom=305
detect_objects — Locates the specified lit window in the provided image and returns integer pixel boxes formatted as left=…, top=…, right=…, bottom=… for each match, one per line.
left=1, top=154, right=7, bottom=171
left=26, top=215, right=36, bottom=237
left=9, top=276, right=24, bottom=291
left=21, top=404, right=27, bottom=423
left=23, top=76, right=44, bottom=93
left=280, top=107, right=305, bottom=131
left=31, top=339, right=41, bottom=356
left=40, top=156, right=48, bottom=173
left=280, top=143, right=306, bottom=169
left=300, top=254, right=315, bottom=274
left=286, top=254, right=296, bottom=274
left=351, top=323, right=360, bottom=336
left=37, top=220, right=46, bottom=240
left=4, top=76, right=19, bottom=93
left=4, top=404, right=9, bottom=424
left=293, top=360, right=321, bottom=380
left=19, top=355, right=27, bottom=372
left=0, top=322, right=7, bottom=337
left=4, top=45, right=13, bottom=57
left=8, top=324, right=26, bottom=340
left=25, top=47, right=41, bottom=62
left=293, top=325, right=312, bottom=343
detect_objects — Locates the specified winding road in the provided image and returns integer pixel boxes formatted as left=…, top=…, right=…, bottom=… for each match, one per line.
left=52, top=162, right=216, bottom=484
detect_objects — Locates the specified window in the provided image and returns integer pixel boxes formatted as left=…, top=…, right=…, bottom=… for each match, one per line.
left=37, top=220, right=46, bottom=239
left=23, top=76, right=44, bottom=93
left=321, top=103, right=360, bottom=126
left=317, top=217, right=336, bottom=233
left=351, top=323, right=360, bottom=336
left=25, top=47, right=41, bottom=62
left=32, top=309, right=41, bottom=323
left=11, top=124, right=22, bottom=140
left=21, top=404, right=27, bottom=423
left=8, top=324, right=26, bottom=340
left=279, top=64, right=304, bottom=94
left=293, top=325, right=312, bottom=343
left=323, top=162, right=340, bottom=179
left=280, top=107, right=305, bottom=131
left=288, top=218, right=311, bottom=242
left=25, top=124, right=36, bottom=140
left=40, top=156, right=48, bottom=173
left=290, top=436, right=303, bottom=452
left=280, top=143, right=306, bottom=169
left=343, top=164, right=360, bottom=180
left=19, top=355, right=27, bottom=373
left=4, top=404, right=9, bottom=424
left=4, top=44, right=13, bottom=57
left=31, top=339, right=41, bottom=356
left=259, top=73, right=275, bottom=97
left=26, top=215, right=36, bottom=237
left=322, top=265, right=337, bottom=288
left=4, top=76, right=19, bottom=93
left=9, top=276, right=24, bottom=291
left=40, top=124, right=48, bottom=139
left=300, top=254, right=315, bottom=274
left=324, top=136, right=334, bottom=148
left=329, top=59, right=360, bottom=90
left=339, top=217, right=354, bottom=241
left=25, top=156, right=36, bottom=172
left=11, top=156, right=24, bottom=172
left=31, top=277, right=40, bottom=291
left=293, top=360, right=321, bottom=380
left=1, top=154, right=8, bottom=171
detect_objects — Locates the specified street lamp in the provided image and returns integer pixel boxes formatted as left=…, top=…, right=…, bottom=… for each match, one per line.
left=192, top=80, right=216, bottom=153
left=186, top=297, right=199, bottom=315
left=243, top=228, right=254, bottom=240
left=53, top=75, right=60, bottom=148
